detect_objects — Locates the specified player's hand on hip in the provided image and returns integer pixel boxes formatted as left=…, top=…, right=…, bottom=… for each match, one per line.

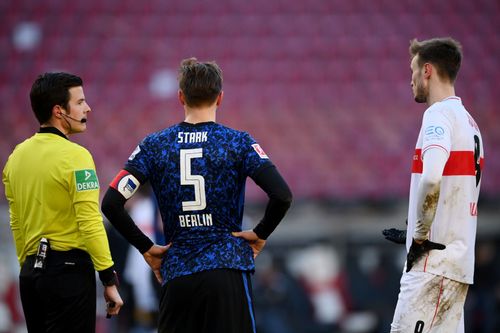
left=143, top=243, right=171, bottom=284
left=232, top=230, right=266, bottom=259
left=406, top=238, right=446, bottom=272
left=103, top=284, right=124, bottom=318
left=382, top=228, right=407, bottom=244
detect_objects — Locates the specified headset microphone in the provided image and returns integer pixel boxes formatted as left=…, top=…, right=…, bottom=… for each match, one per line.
left=61, top=113, right=87, bottom=123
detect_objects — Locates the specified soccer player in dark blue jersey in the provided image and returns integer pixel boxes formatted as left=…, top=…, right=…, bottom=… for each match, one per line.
left=102, top=57, right=292, bottom=333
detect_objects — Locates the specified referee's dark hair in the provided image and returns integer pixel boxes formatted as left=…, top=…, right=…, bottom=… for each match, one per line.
left=409, top=37, right=462, bottom=83
left=178, top=57, right=222, bottom=107
left=30, top=72, right=83, bottom=125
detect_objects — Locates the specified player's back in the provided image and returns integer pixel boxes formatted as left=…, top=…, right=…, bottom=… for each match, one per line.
left=126, top=121, right=272, bottom=282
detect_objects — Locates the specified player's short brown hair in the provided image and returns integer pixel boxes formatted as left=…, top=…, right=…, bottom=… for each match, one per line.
left=178, top=57, right=222, bottom=107
left=409, top=37, right=462, bottom=83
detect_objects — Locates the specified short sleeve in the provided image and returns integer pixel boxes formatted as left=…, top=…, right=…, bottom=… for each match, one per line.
left=124, top=138, right=151, bottom=182
left=421, top=107, right=452, bottom=158
left=241, top=133, right=273, bottom=177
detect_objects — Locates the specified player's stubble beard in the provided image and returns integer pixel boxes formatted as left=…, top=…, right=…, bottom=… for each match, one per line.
left=413, top=79, right=428, bottom=104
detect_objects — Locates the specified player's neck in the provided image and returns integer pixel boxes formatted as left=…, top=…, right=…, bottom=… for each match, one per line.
left=427, top=84, right=455, bottom=106
left=184, top=106, right=217, bottom=124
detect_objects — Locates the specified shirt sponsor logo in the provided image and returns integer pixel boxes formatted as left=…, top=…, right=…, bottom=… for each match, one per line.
left=75, top=169, right=99, bottom=192
left=252, top=144, right=268, bottom=159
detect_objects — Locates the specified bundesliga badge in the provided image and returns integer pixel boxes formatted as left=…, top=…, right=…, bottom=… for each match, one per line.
left=252, top=144, right=268, bottom=159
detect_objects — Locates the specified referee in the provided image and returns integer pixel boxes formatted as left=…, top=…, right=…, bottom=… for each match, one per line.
left=2, top=72, right=123, bottom=332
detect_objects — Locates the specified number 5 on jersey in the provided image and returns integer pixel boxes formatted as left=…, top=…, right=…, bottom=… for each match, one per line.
left=180, top=148, right=206, bottom=211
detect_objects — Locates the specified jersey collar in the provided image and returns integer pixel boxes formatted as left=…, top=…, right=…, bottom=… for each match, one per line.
left=441, top=96, right=461, bottom=102
left=39, top=127, right=68, bottom=140
left=180, top=121, right=216, bottom=127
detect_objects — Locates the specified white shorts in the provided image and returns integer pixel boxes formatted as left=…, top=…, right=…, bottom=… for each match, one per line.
left=390, top=271, right=468, bottom=333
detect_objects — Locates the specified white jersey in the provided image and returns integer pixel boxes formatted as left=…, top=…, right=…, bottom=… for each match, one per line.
left=406, top=96, right=484, bottom=284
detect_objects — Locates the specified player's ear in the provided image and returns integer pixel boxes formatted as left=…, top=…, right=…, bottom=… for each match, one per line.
left=216, top=91, right=223, bottom=106
left=178, top=90, right=186, bottom=106
left=423, top=63, right=432, bottom=79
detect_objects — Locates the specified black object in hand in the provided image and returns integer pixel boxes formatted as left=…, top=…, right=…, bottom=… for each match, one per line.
left=406, top=239, right=446, bottom=272
left=382, top=228, right=406, bottom=244
left=106, top=302, right=116, bottom=319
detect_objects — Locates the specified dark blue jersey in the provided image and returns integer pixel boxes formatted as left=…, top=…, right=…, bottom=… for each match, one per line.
left=125, top=121, right=273, bottom=283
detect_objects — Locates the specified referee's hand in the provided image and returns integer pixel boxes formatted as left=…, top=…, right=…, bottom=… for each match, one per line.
left=406, top=238, right=446, bottom=272
left=232, top=230, right=266, bottom=259
left=143, top=243, right=171, bottom=284
left=104, top=284, right=123, bottom=318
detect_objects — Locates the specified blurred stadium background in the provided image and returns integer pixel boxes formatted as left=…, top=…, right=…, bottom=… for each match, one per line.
left=1, top=0, right=499, bottom=332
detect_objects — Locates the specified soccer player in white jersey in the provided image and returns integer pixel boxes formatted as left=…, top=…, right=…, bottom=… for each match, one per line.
left=389, top=37, right=484, bottom=332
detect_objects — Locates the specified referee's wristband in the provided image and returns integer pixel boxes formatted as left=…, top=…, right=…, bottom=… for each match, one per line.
left=98, top=267, right=119, bottom=287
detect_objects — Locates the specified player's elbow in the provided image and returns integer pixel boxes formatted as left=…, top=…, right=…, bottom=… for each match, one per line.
left=421, top=172, right=441, bottom=189
left=283, top=188, right=293, bottom=206
left=275, top=187, right=293, bottom=209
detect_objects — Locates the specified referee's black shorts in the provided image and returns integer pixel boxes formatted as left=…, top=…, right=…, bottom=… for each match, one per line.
left=159, top=268, right=256, bottom=333
left=19, top=249, right=96, bottom=333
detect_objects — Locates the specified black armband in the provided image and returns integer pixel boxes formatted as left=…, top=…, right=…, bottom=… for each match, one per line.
left=251, top=165, right=292, bottom=240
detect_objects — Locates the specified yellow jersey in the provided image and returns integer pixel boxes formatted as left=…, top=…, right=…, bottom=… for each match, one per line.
left=3, top=127, right=114, bottom=271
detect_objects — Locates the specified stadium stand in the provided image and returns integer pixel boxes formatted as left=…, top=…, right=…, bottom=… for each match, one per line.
left=1, top=0, right=499, bottom=202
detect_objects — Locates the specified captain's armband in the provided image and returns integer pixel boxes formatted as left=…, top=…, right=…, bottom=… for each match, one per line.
left=109, top=170, right=141, bottom=200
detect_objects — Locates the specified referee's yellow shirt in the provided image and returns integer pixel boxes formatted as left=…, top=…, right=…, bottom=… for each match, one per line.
left=3, top=130, right=114, bottom=271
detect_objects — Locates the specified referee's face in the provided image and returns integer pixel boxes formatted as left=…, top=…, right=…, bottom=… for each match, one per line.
left=64, top=86, right=91, bottom=134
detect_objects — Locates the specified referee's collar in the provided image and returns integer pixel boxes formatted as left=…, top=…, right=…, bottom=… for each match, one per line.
left=39, top=127, right=68, bottom=140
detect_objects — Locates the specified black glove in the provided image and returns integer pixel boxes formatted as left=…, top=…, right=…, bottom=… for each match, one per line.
left=406, top=239, right=446, bottom=272
left=382, top=228, right=406, bottom=244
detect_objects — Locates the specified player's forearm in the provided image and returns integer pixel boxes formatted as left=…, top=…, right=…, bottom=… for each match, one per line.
left=414, top=180, right=440, bottom=241
left=252, top=165, right=292, bottom=240
left=414, top=148, right=447, bottom=241
left=101, top=187, right=154, bottom=253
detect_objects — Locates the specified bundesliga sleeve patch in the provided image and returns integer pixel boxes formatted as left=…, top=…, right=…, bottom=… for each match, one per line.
left=74, top=169, right=99, bottom=192
left=110, top=170, right=140, bottom=199
left=251, top=144, right=268, bottom=159
left=128, top=145, right=141, bottom=161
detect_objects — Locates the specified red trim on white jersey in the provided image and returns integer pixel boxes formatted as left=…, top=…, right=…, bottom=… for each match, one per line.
left=412, top=149, right=484, bottom=176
